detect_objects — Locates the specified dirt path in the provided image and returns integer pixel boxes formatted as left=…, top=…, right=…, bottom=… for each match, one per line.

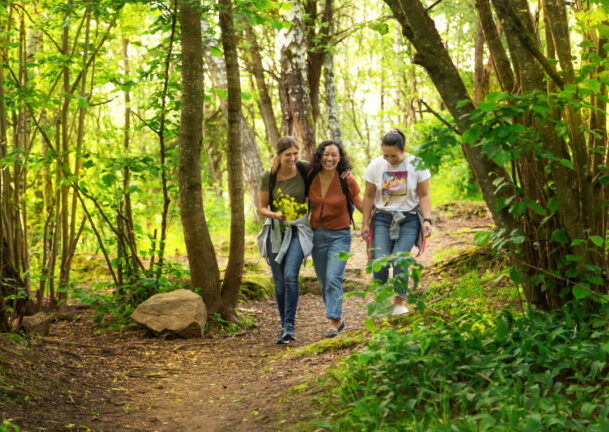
left=3, top=202, right=492, bottom=432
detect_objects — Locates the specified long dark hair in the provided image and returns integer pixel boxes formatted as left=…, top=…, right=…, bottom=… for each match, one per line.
left=310, top=140, right=352, bottom=176
left=382, top=128, right=406, bottom=150
left=271, top=136, right=299, bottom=174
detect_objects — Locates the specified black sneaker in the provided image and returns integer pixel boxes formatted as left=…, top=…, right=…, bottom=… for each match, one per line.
left=282, top=323, right=296, bottom=342
left=276, top=329, right=289, bottom=344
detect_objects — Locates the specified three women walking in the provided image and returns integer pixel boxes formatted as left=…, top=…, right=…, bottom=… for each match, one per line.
left=259, top=130, right=432, bottom=343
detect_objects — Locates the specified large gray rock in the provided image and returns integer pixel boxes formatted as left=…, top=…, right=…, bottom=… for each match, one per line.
left=21, top=312, right=54, bottom=336
left=131, top=289, right=207, bottom=338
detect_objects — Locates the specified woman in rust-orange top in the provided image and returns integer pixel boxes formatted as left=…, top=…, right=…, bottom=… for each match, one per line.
left=308, top=140, right=363, bottom=338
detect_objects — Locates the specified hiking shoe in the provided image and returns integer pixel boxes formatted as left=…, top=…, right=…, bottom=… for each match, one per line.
left=338, top=320, right=345, bottom=332
left=391, top=305, right=410, bottom=316
left=282, top=323, right=296, bottom=342
left=324, top=329, right=339, bottom=339
left=276, top=329, right=289, bottom=344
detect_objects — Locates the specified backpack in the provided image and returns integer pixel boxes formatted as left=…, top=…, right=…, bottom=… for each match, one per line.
left=268, top=161, right=309, bottom=211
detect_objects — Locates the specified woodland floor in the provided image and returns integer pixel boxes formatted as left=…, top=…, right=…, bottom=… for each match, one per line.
left=0, top=202, right=508, bottom=432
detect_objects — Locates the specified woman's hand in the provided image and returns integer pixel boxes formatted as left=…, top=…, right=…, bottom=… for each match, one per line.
left=340, top=169, right=352, bottom=179
left=360, top=224, right=370, bottom=240
left=275, top=212, right=286, bottom=222
left=423, top=220, right=432, bottom=237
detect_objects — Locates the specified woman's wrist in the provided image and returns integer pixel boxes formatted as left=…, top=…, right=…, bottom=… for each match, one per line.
left=423, top=218, right=432, bottom=224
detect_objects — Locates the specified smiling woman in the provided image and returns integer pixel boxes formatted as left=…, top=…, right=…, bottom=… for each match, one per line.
left=308, top=141, right=363, bottom=338
left=361, top=129, right=433, bottom=316
left=257, top=136, right=313, bottom=344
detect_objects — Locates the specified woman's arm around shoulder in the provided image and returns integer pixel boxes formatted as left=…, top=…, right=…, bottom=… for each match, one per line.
left=346, top=175, right=363, bottom=212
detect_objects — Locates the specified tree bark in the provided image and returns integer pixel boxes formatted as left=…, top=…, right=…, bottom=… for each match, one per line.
left=204, top=33, right=263, bottom=223
left=278, top=0, right=316, bottom=160
left=244, top=22, right=280, bottom=146
left=218, top=0, right=245, bottom=322
left=324, top=51, right=342, bottom=144
left=178, top=0, right=221, bottom=314
left=304, top=0, right=333, bottom=124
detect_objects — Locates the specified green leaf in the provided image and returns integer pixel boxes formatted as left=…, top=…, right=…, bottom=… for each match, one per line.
left=457, top=99, right=471, bottom=108
left=601, top=340, right=609, bottom=354
left=550, top=229, right=569, bottom=244
left=215, top=88, right=228, bottom=99
left=548, top=196, right=559, bottom=213
left=209, top=46, right=222, bottom=57
left=473, top=231, right=491, bottom=246
left=101, top=173, right=117, bottom=187
left=590, top=235, right=604, bottom=247
left=509, top=201, right=527, bottom=216
left=559, top=158, right=573, bottom=169
left=572, top=284, right=589, bottom=300
left=525, top=199, right=546, bottom=216
left=461, top=125, right=482, bottom=144
left=369, top=22, right=389, bottom=35
left=83, top=160, right=95, bottom=169
left=478, top=101, right=496, bottom=112
left=581, top=79, right=602, bottom=93
left=509, top=267, right=523, bottom=284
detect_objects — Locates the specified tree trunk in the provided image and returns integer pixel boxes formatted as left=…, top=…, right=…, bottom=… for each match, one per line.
left=155, top=1, right=178, bottom=281
left=244, top=22, right=280, bottom=146
left=58, top=4, right=71, bottom=302
left=204, top=33, right=264, bottom=223
left=304, top=0, right=333, bottom=124
left=278, top=0, right=316, bottom=160
left=178, top=0, right=221, bottom=314
left=218, top=0, right=245, bottom=322
left=323, top=51, right=342, bottom=144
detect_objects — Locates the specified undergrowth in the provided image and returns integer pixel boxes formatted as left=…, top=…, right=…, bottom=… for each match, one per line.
left=310, top=253, right=609, bottom=431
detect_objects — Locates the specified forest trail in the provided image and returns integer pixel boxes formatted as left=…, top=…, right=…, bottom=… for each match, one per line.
left=3, top=203, right=493, bottom=432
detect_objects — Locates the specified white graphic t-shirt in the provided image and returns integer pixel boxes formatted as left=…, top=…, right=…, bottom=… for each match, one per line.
left=363, top=155, right=431, bottom=212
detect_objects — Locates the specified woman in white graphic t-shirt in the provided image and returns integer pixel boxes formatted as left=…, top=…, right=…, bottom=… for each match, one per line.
left=360, top=129, right=432, bottom=316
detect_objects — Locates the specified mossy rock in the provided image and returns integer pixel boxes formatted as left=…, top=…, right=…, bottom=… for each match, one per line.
left=242, top=258, right=266, bottom=274
left=275, top=331, right=366, bottom=360
left=435, top=200, right=490, bottom=220
left=299, top=274, right=368, bottom=296
left=70, top=253, right=108, bottom=278
left=299, top=274, right=321, bottom=295
left=240, top=275, right=274, bottom=301
left=433, top=244, right=499, bottom=272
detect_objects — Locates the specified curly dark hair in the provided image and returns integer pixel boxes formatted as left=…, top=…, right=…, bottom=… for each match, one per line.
left=382, top=128, right=406, bottom=150
left=310, top=140, right=352, bottom=176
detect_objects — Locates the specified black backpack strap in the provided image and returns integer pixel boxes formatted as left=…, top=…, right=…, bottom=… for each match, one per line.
left=268, top=169, right=277, bottom=211
left=295, top=161, right=311, bottom=197
left=339, top=174, right=355, bottom=228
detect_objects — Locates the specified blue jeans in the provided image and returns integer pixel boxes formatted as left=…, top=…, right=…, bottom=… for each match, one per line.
left=371, top=212, right=420, bottom=296
left=312, top=228, right=352, bottom=321
left=266, top=233, right=304, bottom=327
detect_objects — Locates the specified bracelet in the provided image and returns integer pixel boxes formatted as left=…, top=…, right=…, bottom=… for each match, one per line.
left=423, top=218, right=432, bottom=224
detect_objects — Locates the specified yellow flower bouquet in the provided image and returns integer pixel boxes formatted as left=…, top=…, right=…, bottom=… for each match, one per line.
left=273, top=188, right=307, bottom=232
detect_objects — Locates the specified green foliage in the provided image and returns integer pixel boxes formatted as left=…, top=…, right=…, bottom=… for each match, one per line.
left=346, top=252, right=422, bottom=332
left=317, top=304, right=609, bottom=431
left=412, top=117, right=481, bottom=203
left=73, top=259, right=190, bottom=327
left=0, top=419, right=20, bottom=432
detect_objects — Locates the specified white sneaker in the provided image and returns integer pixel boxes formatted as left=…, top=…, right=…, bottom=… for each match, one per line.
left=391, top=305, right=410, bottom=316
